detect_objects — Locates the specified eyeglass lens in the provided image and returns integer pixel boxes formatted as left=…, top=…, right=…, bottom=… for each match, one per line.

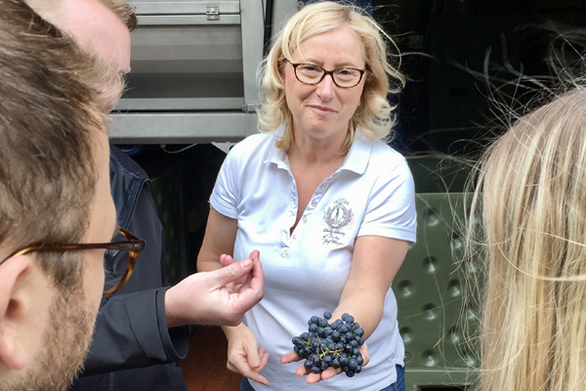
left=104, top=247, right=130, bottom=286
left=102, top=229, right=141, bottom=297
left=294, top=63, right=363, bottom=87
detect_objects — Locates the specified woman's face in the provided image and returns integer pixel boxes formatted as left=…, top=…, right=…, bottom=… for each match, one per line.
left=284, top=24, right=366, bottom=146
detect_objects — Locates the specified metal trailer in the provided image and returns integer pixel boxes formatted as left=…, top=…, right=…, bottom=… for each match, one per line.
left=108, top=0, right=297, bottom=144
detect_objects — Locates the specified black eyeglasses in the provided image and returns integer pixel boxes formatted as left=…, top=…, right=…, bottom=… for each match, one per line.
left=289, top=62, right=366, bottom=88
left=0, top=228, right=145, bottom=297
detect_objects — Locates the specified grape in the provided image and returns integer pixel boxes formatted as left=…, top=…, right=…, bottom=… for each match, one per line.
left=291, top=312, right=365, bottom=378
left=348, top=358, right=358, bottom=370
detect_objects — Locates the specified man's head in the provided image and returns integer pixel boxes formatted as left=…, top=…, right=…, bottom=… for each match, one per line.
left=0, top=0, right=118, bottom=389
left=26, top=0, right=136, bottom=112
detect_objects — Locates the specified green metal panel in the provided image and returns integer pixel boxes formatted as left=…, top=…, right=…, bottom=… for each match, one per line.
left=395, top=192, right=479, bottom=390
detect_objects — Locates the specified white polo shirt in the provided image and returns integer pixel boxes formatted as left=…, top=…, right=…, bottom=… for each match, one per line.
left=210, top=126, right=417, bottom=391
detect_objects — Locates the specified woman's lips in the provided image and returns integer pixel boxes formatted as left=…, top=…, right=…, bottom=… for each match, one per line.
left=309, top=105, right=336, bottom=115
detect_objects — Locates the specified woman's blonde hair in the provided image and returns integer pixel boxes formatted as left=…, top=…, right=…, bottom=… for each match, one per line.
left=469, top=87, right=586, bottom=390
left=258, top=1, right=405, bottom=155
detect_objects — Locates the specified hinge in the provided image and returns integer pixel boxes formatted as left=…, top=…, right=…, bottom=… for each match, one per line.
left=242, top=104, right=261, bottom=113
left=206, top=6, right=220, bottom=21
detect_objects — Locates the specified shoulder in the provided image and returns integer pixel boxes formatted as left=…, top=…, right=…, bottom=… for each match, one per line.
left=110, top=145, right=149, bottom=181
left=108, top=145, right=153, bottom=229
left=359, top=137, right=412, bottom=179
left=225, top=132, right=278, bottom=165
left=370, top=139, right=407, bottom=163
left=230, top=132, right=275, bottom=153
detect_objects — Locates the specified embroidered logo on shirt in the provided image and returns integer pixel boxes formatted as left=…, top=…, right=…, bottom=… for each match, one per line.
left=322, top=198, right=353, bottom=245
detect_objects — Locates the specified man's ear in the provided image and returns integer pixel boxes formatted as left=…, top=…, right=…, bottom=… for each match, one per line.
left=0, top=255, right=34, bottom=371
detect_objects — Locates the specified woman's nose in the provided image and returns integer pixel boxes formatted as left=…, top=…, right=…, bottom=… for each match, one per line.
left=315, top=73, right=336, bottom=101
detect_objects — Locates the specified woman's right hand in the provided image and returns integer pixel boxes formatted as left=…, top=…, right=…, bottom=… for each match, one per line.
left=224, top=323, right=270, bottom=386
left=280, top=343, right=370, bottom=384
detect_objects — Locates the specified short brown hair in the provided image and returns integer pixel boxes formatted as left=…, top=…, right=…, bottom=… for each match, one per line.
left=25, top=0, right=137, bottom=32
left=99, top=0, right=138, bottom=31
left=0, top=0, right=107, bottom=292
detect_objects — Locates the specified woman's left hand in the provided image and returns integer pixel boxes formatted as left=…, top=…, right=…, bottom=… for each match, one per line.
left=280, top=344, right=369, bottom=384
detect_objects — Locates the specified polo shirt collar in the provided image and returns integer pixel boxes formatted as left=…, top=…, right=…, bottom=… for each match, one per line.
left=265, top=124, right=288, bottom=167
left=264, top=125, right=373, bottom=175
left=339, top=131, right=372, bottom=175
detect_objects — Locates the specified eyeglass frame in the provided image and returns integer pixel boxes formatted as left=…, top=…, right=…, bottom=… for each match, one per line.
left=0, top=227, right=145, bottom=297
left=289, top=61, right=366, bottom=88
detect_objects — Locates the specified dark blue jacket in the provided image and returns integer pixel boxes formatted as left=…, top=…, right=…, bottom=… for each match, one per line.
left=70, top=146, right=191, bottom=391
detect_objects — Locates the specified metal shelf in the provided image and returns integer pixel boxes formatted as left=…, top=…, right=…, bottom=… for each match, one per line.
left=107, top=112, right=258, bottom=143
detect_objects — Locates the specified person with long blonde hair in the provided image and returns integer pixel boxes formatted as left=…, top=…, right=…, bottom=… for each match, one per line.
left=198, top=1, right=416, bottom=390
left=469, top=87, right=586, bottom=390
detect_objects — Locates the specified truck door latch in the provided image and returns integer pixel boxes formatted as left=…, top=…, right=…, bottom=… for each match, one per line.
left=206, top=6, right=220, bottom=21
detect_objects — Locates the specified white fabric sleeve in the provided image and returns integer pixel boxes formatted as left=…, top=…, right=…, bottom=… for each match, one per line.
left=357, top=158, right=417, bottom=243
left=209, top=144, right=242, bottom=220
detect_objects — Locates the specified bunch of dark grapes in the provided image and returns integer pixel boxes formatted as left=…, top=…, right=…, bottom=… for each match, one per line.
left=292, top=312, right=365, bottom=377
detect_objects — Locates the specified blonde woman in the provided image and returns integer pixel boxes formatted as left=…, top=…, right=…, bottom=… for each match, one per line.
left=469, top=87, right=586, bottom=390
left=197, top=1, right=416, bottom=390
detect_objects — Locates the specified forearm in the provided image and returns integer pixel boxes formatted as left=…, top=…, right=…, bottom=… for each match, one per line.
left=222, top=322, right=249, bottom=341
left=332, top=290, right=385, bottom=340
left=197, top=208, right=237, bottom=273
left=197, top=246, right=224, bottom=272
left=336, top=236, right=410, bottom=340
